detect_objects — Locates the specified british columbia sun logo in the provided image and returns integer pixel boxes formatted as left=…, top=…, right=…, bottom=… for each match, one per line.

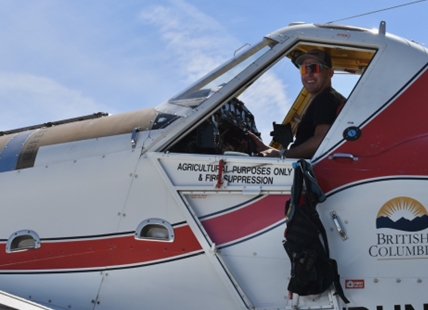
left=376, top=196, right=428, bottom=232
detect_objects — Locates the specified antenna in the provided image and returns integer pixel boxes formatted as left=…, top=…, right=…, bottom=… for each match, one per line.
left=326, top=0, right=426, bottom=24
left=379, top=21, right=386, bottom=34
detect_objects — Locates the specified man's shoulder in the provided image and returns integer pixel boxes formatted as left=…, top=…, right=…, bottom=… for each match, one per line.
left=329, top=88, right=347, bottom=104
left=315, top=87, right=345, bottom=105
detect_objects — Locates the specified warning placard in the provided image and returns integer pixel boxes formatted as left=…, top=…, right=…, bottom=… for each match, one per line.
left=345, top=279, right=365, bottom=289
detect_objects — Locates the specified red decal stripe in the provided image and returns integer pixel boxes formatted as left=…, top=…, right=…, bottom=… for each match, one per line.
left=315, top=70, right=428, bottom=192
left=201, top=195, right=288, bottom=245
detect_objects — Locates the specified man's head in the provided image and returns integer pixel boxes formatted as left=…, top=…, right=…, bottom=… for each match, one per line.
left=296, top=49, right=334, bottom=96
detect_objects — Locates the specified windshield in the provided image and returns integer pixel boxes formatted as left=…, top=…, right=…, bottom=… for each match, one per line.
left=167, top=38, right=277, bottom=108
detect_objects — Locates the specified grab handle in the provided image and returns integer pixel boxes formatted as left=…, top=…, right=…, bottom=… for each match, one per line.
left=131, top=127, right=140, bottom=149
left=331, top=211, right=348, bottom=241
left=328, top=153, right=358, bottom=161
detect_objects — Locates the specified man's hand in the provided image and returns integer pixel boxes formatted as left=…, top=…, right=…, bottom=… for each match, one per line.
left=246, top=131, right=269, bottom=153
left=247, top=131, right=280, bottom=157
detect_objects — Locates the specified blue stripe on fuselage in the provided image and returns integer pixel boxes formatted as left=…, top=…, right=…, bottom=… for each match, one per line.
left=0, top=130, right=36, bottom=172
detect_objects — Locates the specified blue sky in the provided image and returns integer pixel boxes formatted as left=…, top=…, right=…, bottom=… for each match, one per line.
left=1, top=0, right=427, bottom=141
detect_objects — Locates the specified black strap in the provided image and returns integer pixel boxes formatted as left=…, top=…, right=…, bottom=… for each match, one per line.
left=331, top=259, right=350, bottom=304
left=299, top=159, right=330, bottom=256
left=287, top=159, right=349, bottom=304
left=285, top=161, right=304, bottom=222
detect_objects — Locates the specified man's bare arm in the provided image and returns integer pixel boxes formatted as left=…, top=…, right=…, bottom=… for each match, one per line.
left=247, top=124, right=330, bottom=158
left=284, top=124, right=331, bottom=159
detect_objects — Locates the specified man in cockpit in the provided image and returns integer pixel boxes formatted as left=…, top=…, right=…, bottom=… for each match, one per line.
left=249, top=49, right=345, bottom=159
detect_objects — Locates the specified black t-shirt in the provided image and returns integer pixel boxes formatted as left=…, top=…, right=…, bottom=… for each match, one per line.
left=292, top=87, right=344, bottom=148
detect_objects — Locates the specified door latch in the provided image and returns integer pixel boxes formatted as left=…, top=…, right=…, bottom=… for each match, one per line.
left=131, top=127, right=140, bottom=149
left=330, top=211, right=348, bottom=241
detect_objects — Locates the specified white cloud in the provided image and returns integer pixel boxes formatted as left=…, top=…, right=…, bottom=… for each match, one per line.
left=240, top=72, right=292, bottom=142
left=0, top=72, right=110, bottom=131
left=140, top=0, right=239, bottom=82
left=139, top=0, right=292, bottom=142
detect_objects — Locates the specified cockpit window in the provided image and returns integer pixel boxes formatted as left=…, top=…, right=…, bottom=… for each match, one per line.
left=168, top=38, right=277, bottom=108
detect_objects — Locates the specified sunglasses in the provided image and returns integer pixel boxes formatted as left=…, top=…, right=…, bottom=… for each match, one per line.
left=299, top=62, right=329, bottom=74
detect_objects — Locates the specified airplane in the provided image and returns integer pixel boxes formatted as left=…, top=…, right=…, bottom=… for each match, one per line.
left=0, top=20, right=427, bottom=310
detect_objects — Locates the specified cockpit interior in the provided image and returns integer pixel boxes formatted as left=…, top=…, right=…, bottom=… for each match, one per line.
left=166, top=39, right=377, bottom=156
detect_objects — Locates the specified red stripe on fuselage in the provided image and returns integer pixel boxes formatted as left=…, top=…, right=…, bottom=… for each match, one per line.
left=201, top=195, right=288, bottom=245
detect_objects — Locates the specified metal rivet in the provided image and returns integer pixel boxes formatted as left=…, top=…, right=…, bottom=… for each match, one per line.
left=417, top=278, right=422, bottom=283
left=396, top=278, right=401, bottom=283
left=374, top=278, right=379, bottom=283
